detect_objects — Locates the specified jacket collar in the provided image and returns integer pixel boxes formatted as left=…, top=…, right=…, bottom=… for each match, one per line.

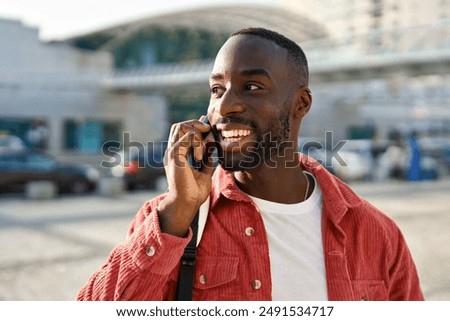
left=209, top=154, right=363, bottom=225
left=210, top=165, right=253, bottom=208
left=299, top=154, right=350, bottom=224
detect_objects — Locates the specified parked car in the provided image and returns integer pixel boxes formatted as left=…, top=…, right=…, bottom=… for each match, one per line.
left=418, top=136, right=450, bottom=176
left=334, top=139, right=373, bottom=181
left=299, top=137, right=373, bottom=181
left=0, top=134, right=26, bottom=154
left=0, top=150, right=100, bottom=194
left=110, top=142, right=167, bottom=190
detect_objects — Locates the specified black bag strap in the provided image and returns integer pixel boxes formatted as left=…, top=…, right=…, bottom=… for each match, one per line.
left=176, top=211, right=199, bottom=301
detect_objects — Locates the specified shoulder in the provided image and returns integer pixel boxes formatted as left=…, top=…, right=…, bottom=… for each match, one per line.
left=333, top=176, right=400, bottom=234
left=327, top=177, right=406, bottom=259
left=311, top=164, right=403, bottom=245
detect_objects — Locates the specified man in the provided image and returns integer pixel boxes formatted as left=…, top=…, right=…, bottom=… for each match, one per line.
left=78, top=28, right=423, bottom=301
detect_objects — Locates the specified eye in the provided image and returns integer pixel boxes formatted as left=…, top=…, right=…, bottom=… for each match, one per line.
left=210, top=85, right=225, bottom=98
left=244, top=83, right=261, bottom=91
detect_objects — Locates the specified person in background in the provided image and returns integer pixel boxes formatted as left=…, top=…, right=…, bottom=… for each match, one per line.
left=77, top=27, right=423, bottom=301
left=406, top=131, right=422, bottom=181
left=384, top=131, right=407, bottom=180
left=25, top=120, right=49, bottom=150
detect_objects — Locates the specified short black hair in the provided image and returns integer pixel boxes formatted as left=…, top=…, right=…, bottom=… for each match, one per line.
left=231, top=27, right=309, bottom=85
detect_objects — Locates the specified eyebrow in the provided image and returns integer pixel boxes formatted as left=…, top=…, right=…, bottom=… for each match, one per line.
left=210, top=68, right=272, bottom=81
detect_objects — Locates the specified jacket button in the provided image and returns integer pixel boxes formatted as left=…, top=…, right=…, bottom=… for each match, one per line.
left=145, top=246, right=155, bottom=257
left=245, top=227, right=255, bottom=236
left=199, top=274, right=207, bottom=285
left=252, top=279, right=262, bottom=290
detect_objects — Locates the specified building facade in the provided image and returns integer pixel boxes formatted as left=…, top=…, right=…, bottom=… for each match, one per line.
left=2, top=1, right=449, bottom=169
left=280, top=0, right=450, bottom=40
left=0, top=19, right=167, bottom=165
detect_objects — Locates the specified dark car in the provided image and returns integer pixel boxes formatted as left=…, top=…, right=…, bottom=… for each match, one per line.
left=0, top=150, right=100, bottom=194
left=110, top=142, right=167, bottom=190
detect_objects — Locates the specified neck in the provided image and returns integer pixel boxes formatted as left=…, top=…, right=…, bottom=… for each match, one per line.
left=234, top=154, right=309, bottom=204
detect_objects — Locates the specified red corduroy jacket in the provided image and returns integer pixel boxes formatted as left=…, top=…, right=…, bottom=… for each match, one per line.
left=77, top=156, right=424, bottom=301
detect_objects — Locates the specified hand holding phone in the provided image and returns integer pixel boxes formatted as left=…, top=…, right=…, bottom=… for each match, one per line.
left=189, top=117, right=216, bottom=171
left=158, top=115, right=217, bottom=237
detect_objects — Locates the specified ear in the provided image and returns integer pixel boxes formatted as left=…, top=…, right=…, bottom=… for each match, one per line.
left=293, top=88, right=312, bottom=118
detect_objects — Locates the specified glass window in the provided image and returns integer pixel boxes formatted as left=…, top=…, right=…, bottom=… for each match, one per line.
left=64, top=119, right=121, bottom=153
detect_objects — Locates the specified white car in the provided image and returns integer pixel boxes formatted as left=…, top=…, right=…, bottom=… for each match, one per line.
left=298, top=137, right=373, bottom=181
left=331, top=139, right=373, bottom=181
left=0, top=134, right=26, bottom=154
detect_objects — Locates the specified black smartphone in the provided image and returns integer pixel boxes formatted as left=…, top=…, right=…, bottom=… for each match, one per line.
left=189, top=117, right=216, bottom=171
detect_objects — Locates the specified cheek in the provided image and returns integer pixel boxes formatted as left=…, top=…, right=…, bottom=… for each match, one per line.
left=260, top=103, right=289, bottom=130
left=269, top=115, right=289, bottom=139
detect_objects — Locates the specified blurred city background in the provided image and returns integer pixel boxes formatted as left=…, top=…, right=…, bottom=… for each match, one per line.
left=0, top=0, right=449, bottom=300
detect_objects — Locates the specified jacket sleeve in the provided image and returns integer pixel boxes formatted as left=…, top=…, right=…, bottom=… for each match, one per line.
left=388, top=227, right=424, bottom=300
left=76, top=199, right=191, bottom=301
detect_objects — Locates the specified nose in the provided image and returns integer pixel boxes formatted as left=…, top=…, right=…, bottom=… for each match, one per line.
left=214, top=88, right=245, bottom=118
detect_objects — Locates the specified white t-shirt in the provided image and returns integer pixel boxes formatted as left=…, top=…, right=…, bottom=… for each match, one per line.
left=244, top=172, right=328, bottom=300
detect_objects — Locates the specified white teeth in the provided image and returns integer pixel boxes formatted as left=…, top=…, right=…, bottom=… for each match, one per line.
left=221, top=129, right=252, bottom=138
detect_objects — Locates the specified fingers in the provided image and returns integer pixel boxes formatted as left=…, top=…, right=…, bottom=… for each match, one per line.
left=165, top=117, right=215, bottom=174
left=167, top=117, right=212, bottom=162
left=167, top=131, right=195, bottom=168
left=169, top=119, right=210, bottom=144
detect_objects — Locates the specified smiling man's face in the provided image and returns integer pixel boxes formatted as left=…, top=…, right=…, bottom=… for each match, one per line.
left=207, top=34, right=298, bottom=172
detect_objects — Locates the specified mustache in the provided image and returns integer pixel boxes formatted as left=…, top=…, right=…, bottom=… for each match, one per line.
left=216, top=116, right=258, bottom=129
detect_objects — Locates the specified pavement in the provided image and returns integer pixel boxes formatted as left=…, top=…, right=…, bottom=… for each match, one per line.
left=0, top=177, right=449, bottom=301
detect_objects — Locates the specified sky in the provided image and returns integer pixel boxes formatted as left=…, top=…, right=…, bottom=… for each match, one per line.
left=0, top=0, right=276, bottom=41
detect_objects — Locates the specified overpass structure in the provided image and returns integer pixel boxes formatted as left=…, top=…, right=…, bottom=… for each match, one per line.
left=88, top=5, right=327, bottom=51
left=102, top=20, right=450, bottom=92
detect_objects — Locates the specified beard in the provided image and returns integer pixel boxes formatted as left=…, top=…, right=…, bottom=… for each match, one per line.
left=218, top=110, right=291, bottom=172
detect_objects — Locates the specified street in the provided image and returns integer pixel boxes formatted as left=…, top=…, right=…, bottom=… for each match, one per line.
left=0, top=178, right=449, bottom=301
